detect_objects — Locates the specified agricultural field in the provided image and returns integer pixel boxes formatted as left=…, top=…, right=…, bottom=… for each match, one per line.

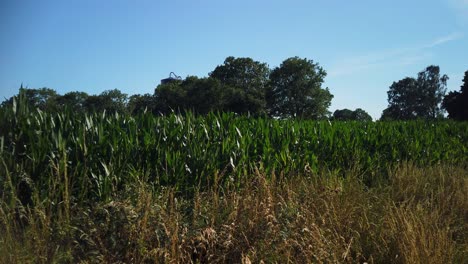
left=0, top=99, right=467, bottom=263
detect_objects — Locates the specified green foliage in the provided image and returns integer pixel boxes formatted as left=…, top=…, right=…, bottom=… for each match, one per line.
left=1, top=97, right=467, bottom=205
left=127, top=93, right=157, bottom=115
left=0, top=95, right=467, bottom=262
left=1, top=86, right=59, bottom=112
left=3, top=56, right=336, bottom=118
left=382, top=65, right=448, bottom=120
left=443, top=70, right=468, bottom=120
left=154, top=78, right=187, bottom=114
left=152, top=56, right=335, bottom=119
left=154, top=76, right=226, bottom=115
left=332, top=108, right=372, bottom=121
left=184, top=77, right=224, bottom=114
left=268, top=57, right=333, bottom=119
left=81, top=89, right=129, bottom=114
left=210, top=56, right=270, bottom=115
left=55, top=91, right=89, bottom=112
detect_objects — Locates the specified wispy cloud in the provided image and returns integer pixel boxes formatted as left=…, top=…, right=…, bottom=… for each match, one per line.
left=425, top=32, right=464, bottom=48
left=327, top=48, right=411, bottom=77
left=400, top=53, right=433, bottom=66
left=328, top=32, right=463, bottom=77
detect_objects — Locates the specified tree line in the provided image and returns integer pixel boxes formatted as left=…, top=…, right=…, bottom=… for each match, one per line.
left=382, top=66, right=468, bottom=121
left=1, top=56, right=467, bottom=121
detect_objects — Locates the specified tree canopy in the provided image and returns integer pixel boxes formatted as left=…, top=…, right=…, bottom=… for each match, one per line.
left=5, top=60, right=464, bottom=122
left=443, top=70, right=468, bottom=120
left=150, top=56, right=334, bottom=119
left=82, top=89, right=128, bottom=114
left=12, top=56, right=468, bottom=122
left=128, top=93, right=157, bottom=115
left=267, top=57, right=333, bottom=119
left=381, top=65, right=448, bottom=120
left=332, top=108, right=372, bottom=121
left=1, top=86, right=59, bottom=111
left=210, top=56, right=270, bottom=115
left=55, top=91, right=89, bottom=112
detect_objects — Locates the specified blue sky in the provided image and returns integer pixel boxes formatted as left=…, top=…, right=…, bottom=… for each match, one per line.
left=1, top=0, right=467, bottom=119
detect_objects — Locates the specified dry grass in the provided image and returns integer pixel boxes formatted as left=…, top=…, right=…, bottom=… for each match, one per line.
left=0, top=163, right=467, bottom=263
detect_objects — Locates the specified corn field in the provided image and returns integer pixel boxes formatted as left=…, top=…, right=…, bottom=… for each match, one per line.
left=1, top=96, right=468, bottom=263
left=1, top=95, right=467, bottom=204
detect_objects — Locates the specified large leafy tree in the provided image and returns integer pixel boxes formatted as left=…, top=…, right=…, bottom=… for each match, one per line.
left=55, top=91, right=89, bottom=112
left=154, top=77, right=188, bottom=114
left=332, top=109, right=354, bottom=120
left=1, top=86, right=59, bottom=111
left=101, top=89, right=128, bottom=113
left=443, top=70, right=468, bottom=120
left=83, top=89, right=128, bottom=113
left=210, top=56, right=270, bottom=115
left=353, top=108, right=373, bottom=121
left=267, top=57, right=333, bottom=119
left=185, top=77, right=224, bottom=114
left=381, top=65, right=448, bottom=120
left=381, top=77, right=420, bottom=120
left=155, top=76, right=224, bottom=114
left=127, top=93, right=157, bottom=115
left=416, top=65, right=448, bottom=118
left=332, top=108, right=372, bottom=121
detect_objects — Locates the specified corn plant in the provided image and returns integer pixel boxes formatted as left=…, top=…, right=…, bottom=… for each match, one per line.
left=1, top=93, right=467, bottom=207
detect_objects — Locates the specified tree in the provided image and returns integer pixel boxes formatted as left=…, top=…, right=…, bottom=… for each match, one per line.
left=381, top=77, right=419, bottom=120
left=443, top=70, right=468, bottom=120
left=353, top=108, right=373, bottom=121
left=267, top=57, right=333, bottom=119
left=153, top=78, right=187, bottom=114
left=332, top=109, right=354, bottom=120
left=210, top=56, right=270, bottom=115
left=55, top=91, right=89, bottom=112
left=184, top=77, right=223, bottom=114
left=83, top=95, right=105, bottom=113
left=381, top=65, right=448, bottom=120
left=83, top=89, right=128, bottom=113
left=416, top=65, right=448, bottom=118
left=2, top=86, right=59, bottom=111
left=154, top=75, right=248, bottom=115
left=100, top=89, right=128, bottom=113
left=24, top=87, right=59, bottom=111
left=127, top=93, right=157, bottom=115
left=332, top=108, right=372, bottom=121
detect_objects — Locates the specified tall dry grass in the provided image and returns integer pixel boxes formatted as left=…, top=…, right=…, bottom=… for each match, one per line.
left=0, top=163, right=467, bottom=263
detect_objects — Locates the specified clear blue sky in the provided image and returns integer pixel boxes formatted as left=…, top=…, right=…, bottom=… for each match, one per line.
left=1, top=0, right=467, bottom=119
